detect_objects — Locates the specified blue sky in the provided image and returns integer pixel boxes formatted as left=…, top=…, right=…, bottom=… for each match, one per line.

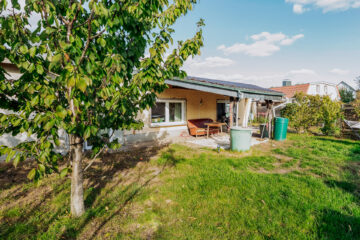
left=173, top=0, right=360, bottom=88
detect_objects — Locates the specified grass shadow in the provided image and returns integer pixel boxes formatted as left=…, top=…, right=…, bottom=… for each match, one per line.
left=0, top=142, right=171, bottom=239
left=317, top=209, right=360, bottom=240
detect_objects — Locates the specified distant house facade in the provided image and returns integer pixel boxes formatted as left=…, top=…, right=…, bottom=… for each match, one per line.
left=270, top=81, right=340, bottom=102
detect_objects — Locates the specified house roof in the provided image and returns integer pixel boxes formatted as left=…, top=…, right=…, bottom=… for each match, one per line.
left=165, top=76, right=284, bottom=101
left=270, top=84, right=310, bottom=98
left=338, top=81, right=356, bottom=92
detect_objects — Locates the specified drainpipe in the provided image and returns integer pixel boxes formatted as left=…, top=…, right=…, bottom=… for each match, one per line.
left=272, top=101, right=288, bottom=118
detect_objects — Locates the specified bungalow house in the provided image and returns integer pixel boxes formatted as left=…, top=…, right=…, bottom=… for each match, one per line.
left=123, top=77, right=283, bottom=144
left=270, top=80, right=340, bottom=102
left=0, top=60, right=283, bottom=149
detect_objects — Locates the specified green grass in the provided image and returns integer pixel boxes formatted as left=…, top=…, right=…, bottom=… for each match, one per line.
left=0, top=134, right=359, bottom=239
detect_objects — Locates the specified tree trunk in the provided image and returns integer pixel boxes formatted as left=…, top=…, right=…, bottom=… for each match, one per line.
left=70, top=135, right=85, bottom=217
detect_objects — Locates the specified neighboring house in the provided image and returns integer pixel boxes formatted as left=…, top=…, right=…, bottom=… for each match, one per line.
left=0, top=61, right=283, bottom=150
left=270, top=80, right=340, bottom=102
left=337, top=81, right=357, bottom=98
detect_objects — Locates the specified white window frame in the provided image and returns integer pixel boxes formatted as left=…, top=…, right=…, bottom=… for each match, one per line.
left=150, top=99, right=186, bottom=127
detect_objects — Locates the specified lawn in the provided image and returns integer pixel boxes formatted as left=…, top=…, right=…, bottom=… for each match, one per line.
left=0, top=134, right=359, bottom=239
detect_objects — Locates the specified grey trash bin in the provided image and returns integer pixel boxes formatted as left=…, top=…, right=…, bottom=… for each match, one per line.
left=260, top=124, right=269, bottom=138
left=230, top=127, right=252, bottom=152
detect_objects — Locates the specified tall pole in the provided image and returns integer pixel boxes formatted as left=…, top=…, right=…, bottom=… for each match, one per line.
left=229, top=97, right=234, bottom=128
left=236, top=99, right=239, bottom=127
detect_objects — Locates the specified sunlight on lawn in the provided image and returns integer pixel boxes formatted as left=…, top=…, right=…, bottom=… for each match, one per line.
left=0, top=134, right=359, bottom=239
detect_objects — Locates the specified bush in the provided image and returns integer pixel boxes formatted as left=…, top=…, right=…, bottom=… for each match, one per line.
left=353, top=92, right=360, bottom=119
left=319, top=96, right=342, bottom=136
left=281, top=93, right=321, bottom=133
left=281, top=93, right=342, bottom=136
left=339, top=88, right=355, bottom=103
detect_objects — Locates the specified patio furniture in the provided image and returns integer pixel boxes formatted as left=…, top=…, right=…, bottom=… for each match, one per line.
left=343, top=119, right=360, bottom=140
left=187, top=119, right=220, bottom=138
left=204, top=122, right=226, bottom=138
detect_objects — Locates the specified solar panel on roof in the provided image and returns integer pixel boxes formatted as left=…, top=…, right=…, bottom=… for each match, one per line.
left=186, top=76, right=281, bottom=94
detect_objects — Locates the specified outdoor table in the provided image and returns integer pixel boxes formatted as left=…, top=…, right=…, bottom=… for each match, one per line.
left=204, top=122, right=226, bottom=138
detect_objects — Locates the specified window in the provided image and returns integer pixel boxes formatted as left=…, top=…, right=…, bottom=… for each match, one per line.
left=324, top=85, right=328, bottom=94
left=316, top=85, right=320, bottom=94
left=151, top=99, right=186, bottom=126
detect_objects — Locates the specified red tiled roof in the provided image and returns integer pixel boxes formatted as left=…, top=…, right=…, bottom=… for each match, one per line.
left=270, top=84, right=310, bottom=98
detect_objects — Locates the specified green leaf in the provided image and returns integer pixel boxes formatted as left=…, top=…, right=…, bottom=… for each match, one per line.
left=52, top=53, right=62, bottom=64
left=29, top=47, right=36, bottom=57
left=84, top=127, right=91, bottom=140
left=27, top=168, right=36, bottom=180
left=60, top=168, right=68, bottom=178
left=30, top=96, right=39, bottom=107
left=44, top=95, right=55, bottom=107
left=13, top=154, right=21, bottom=167
left=99, top=38, right=106, bottom=47
left=38, top=164, right=46, bottom=173
left=36, top=65, right=44, bottom=74
left=19, top=45, right=28, bottom=54
left=149, top=48, right=156, bottom=57
left=55, top=106, right=67, bottom=119
left=6, top=150, right=15, bottom=163
left=44, top=119, right=55, bottom=131
left=45, top=27, right=56, bottom=34
left=76, top=78, right=87, bottom=92
left=67, top=76, right=76, bottom=88
left=54, top=138, right=61, bottom=146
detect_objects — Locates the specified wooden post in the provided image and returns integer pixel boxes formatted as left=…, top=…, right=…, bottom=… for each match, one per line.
left=229, top=97, right=234, bottom=128
left=266, top=101, right=274, bottom=139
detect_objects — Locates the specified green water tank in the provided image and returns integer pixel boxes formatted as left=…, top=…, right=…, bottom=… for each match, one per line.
left=274, top=117, right=289, bottom=141
left=230, top=127, right=252, bottom=152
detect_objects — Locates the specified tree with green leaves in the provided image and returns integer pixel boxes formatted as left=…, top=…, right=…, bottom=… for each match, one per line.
left=281, top=92, right=322, bottom=133
left=281, top=93, right=342, bottom=135
left=339, top=88, right=355, bottom=103
left=0, top=0, right=204, bottom=217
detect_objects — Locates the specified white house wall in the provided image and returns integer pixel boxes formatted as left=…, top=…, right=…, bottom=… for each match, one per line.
left=307, top=83, right=340, bottom=101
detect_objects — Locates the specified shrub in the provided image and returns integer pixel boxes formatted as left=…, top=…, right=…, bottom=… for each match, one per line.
left=319, top=96, right=342, bottom=136
left=281, top=93, right=342, bottom=136
left=339, top=88, right=355, bottom=103
left=281, top=93, right=321, bottom=133
left=353, top=92, right=360, bottom=119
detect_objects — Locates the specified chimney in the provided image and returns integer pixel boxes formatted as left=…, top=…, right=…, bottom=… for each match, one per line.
left=283, top=80, right=292, bottom=86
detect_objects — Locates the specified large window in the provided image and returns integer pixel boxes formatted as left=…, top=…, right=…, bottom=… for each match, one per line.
left=151, top=99, right=186, bottom=126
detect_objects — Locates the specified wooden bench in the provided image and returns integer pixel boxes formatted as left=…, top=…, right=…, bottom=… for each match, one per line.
left=187, top=119, right=220, bottom=137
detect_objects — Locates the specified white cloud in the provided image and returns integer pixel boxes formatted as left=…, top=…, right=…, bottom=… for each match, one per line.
left=293, top=4, right=307, bottom=14
left=288, top=68, right=317, bottom=75
left=286, top=0, right=360, bottom=13
left=218, top=32, right=304, bottom=57
left=330, top=68, right=350, bottom=75
left=185, top=56, right=235, bottom=68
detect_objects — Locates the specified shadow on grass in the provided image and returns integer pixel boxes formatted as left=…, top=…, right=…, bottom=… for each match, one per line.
left=0, top=160, right=37, bottom=191
left=60, top=148, right=182, bottom=239
left=0, top=178, right=67, bottom=239
left=318, top=209, right=360, bottom=240
left=0, top=143, right=185, bottom=239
